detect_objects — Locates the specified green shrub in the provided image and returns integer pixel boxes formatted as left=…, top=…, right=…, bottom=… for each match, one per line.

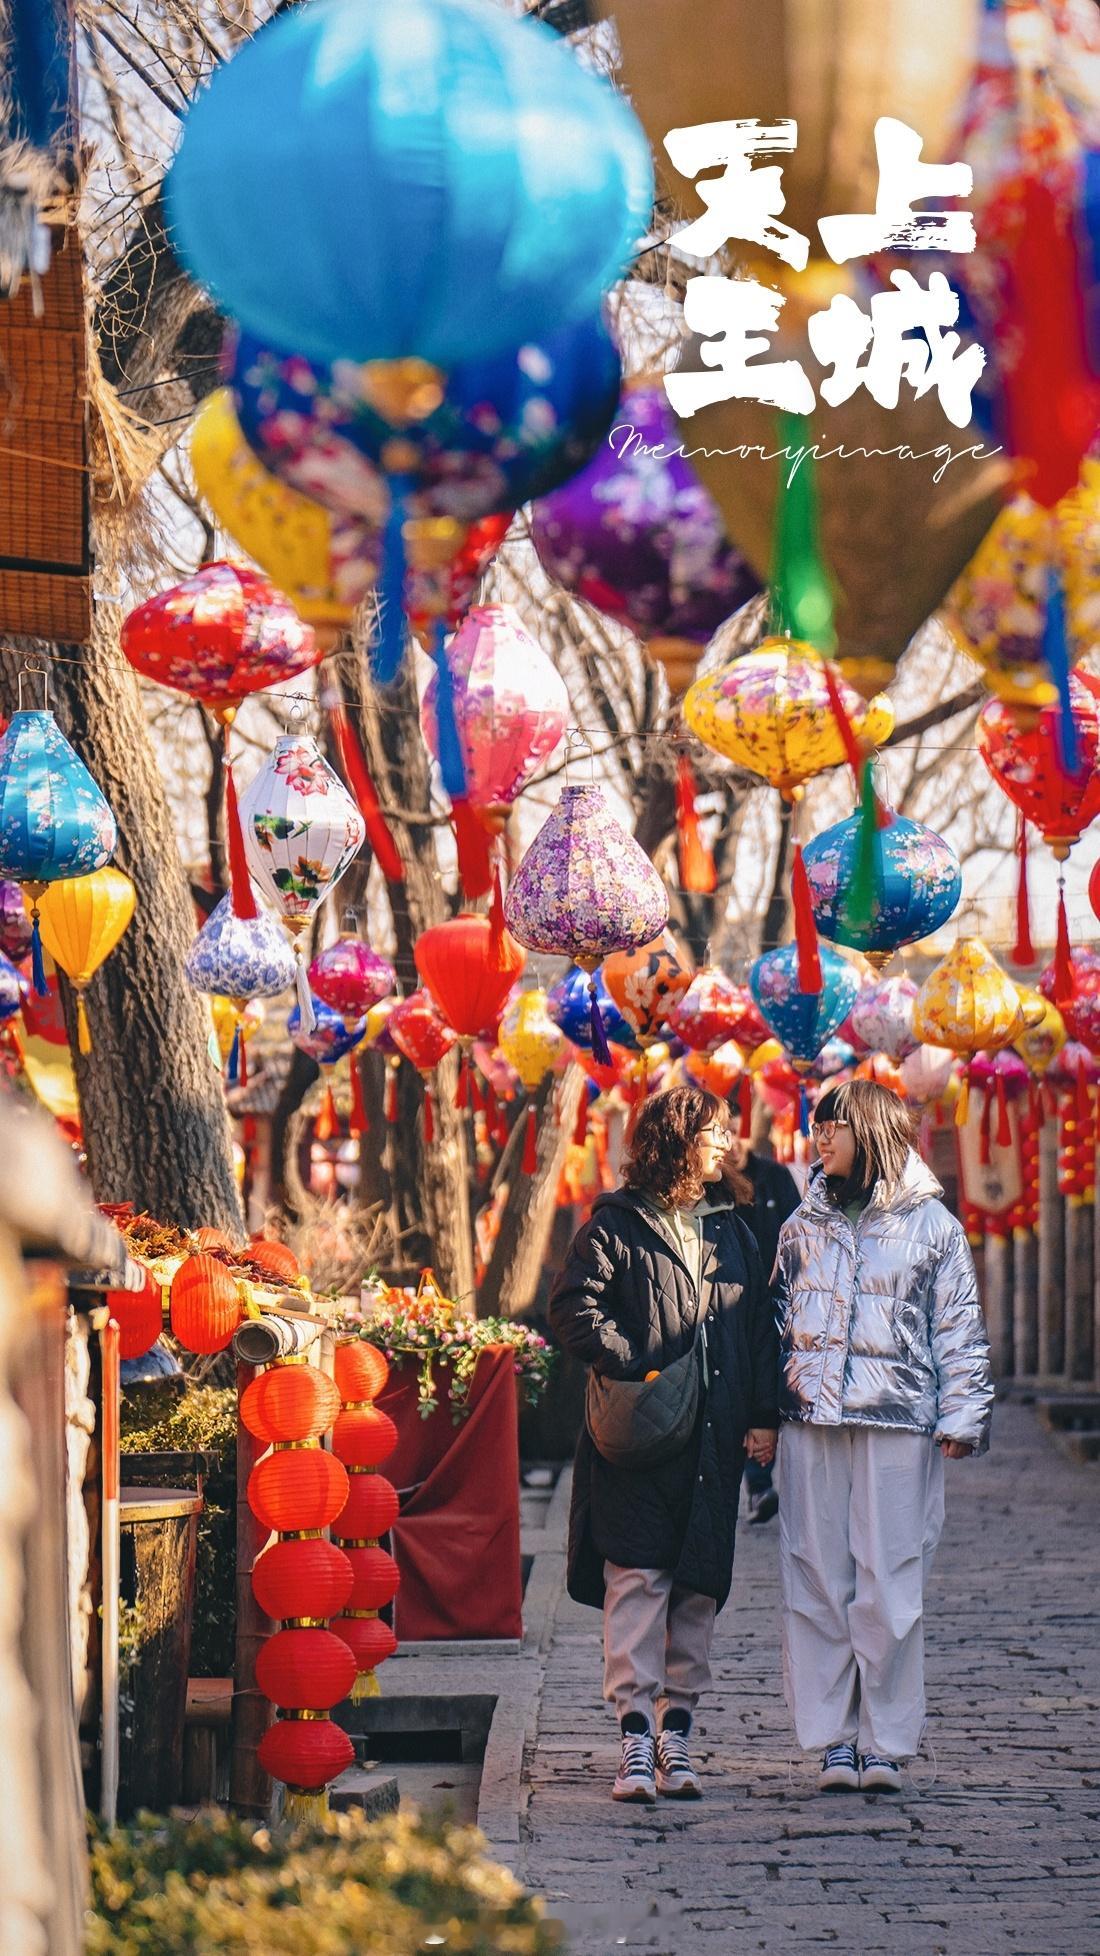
left=87, top=1806, right=565, bottom=1956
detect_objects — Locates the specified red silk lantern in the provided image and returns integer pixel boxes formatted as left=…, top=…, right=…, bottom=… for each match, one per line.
left=725, top=985, right=771, bottom=1053
left=333, top=1342, right=389, bottom=1403
left=667, top=967, right=745, bottom=1053
left=332, top=1405, right=398, bottom=1469
left=255, top=1626, right=357, bottom=1710
left=332, top=1612, right=398, bottom=1696
left=247, top=1236, right=301, bottom=1283
left=976, top=675, right=1100, bottom=861
left=345, top=1545, right=400, bottom=1612
left=333, top=1472, right=399, bottom=1542
left=414, top=914, right=525, bottom=1040
left=1040, top=948, right=1100, bottom=1056
left=239, top=1364, right=341, bottom=1444
left=309, top=934, right=395, bottom=1023
left=248, top=1446, right=349, bottom=1534
left=388, top=991, right=458, bottom=1071
left=169, top=1253, right=243, bottom=1355
left=420, top=604, right=569, bottom=814
left=251, top=1539, right=354, bottom=1623
left=257, top=1717, right=354, bottom=1791
left=121, top=561, right=321, bottom=710
left=108, top=1269, right=163, bottom=1361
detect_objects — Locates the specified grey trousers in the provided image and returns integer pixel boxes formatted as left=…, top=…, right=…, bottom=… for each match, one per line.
left=602, top=1559, right=717, bottom=1730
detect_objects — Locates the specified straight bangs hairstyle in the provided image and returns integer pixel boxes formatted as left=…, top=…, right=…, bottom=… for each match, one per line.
left=623, top=1083, right=728, bottom=1209
left=814, top=1078, right=915, bottom=1194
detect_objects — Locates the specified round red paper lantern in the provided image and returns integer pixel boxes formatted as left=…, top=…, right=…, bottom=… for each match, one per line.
left=194, top=1225, right=239, bottom=1252
left=255, top=1626, right=357, bottom=1710
left=333, top=1341, right=389, bottom=1403
left=248, top=1445, right=349, bottom=1533
left=170, top=1253, right=243, bottom=1355
left=333, top=1472, right=400, bottom=1542
left=240, top=1364, right=341, bottom=1444
left=108, top=1269, right=163, bottom=1361
left=121, top=560, right=321, bottom=711
left=414, top=913, right=526, bottom=1041
left=332, top=1405, right=398, bottom=1469
left=977, top=674, right=1100, bottom=860
left=345, top=1545, right=400, bottom=1612
left=251, top=1538, right=353, bottom=1623
left=257, top=1716, right=354, bottom=1790
left=333, top=1613, right=398, bottom=1675
left=248, top=1237, right=301, bottom=1283
left=387, top=990, right=458, bottom=1073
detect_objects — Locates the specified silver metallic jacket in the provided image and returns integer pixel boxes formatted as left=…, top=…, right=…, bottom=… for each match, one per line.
left=774, top=1152, right=993, bottom=1452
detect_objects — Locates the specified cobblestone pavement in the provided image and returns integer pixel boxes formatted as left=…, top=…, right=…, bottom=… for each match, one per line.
left=521, top=1402, right=1100, bottom=1955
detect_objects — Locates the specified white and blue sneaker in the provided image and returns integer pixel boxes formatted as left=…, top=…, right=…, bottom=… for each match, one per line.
left=612, top=1718, right=656, bottom=1804
left=819, top=1741, right=860, bottom=1791
left=656, top=1715, right=702, bottom=1799
left=860, top=1751, right=902, bottom=1792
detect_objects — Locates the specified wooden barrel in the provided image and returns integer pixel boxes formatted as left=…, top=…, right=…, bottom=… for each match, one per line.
left=117, top=1487, right=202, bottom=1817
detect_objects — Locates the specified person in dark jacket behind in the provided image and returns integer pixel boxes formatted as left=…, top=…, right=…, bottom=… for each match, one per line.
left=718, top=1125, right=802, bottom=1524
left=548, top=1085, right=779, bottom=1805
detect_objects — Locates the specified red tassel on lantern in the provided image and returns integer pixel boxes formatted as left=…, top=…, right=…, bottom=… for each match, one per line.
left=521, top=1103, right=538, bottom=1174
left=821, top=659, right=865, bottom=790
left=423, top=1081, right=435, bottom=1143
left=469, top=1069, right=484, bottom=1116
left=487, top=861, right=509, bottom=970
left=1053, top=886, right=1076, bottom=1008
left=238, top=1033, right=249, bottom=1088
left=573, top=1092, right=588, bottom=1145
left=790, top=842, right=823, bottom=994
left=454, top=1054, right=470, bottom=1111
left=675, top=755, right=718, bottom=895
left=326, top=700, right=404, bottom=883
left=979, top=1087, right=992, bottom=1166
left=994, top=1070, right=1012, bottom=1148
left=383, top=1064, right=398, bottom=1125
left=315, top=1083, right=337, bottom=1142
left=451, top=799, right=494, bottom=899
left=349, top=1055, right=369, bottom=1137
left=738, top=1072, right=753, bottom=1141
left=224, top=759, right=259, bottom=920
left=997, top=175, right=1100, bottom=509
left=1013, top=814, right=1036, bottom=967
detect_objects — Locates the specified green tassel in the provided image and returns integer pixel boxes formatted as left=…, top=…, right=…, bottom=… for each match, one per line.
left=845, top=758, right=879, bottom=933
left=770, top=413, right=835, bottom=651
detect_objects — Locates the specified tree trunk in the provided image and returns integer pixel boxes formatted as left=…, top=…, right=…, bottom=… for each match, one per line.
left=477, top=1068, right=584, bottom=1320
left=0, top=626, right=243, bottom=1232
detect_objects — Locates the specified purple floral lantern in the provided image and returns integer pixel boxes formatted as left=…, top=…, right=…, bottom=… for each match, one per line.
left=504, top=784, right=669, bottom=1058
left=529, top=379, right=760, bottom=691
left=0, top=880, right=32, bottom=963
left=850, top=975, right=920, bottom=1062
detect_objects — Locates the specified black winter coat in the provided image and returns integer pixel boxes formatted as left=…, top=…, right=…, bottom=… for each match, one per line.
left=736, top=1155, right=802, bottom=1280
left=547, top=1188, right=780, bottom=1611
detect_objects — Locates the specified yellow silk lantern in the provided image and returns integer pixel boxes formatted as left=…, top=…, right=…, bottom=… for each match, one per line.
left=1013, top=989, right=1067, bottom=1076
left=913, top=939, right=1028, bottom=1122
left=32, top=867, right=135, bottom=1054
left=191, top=389, right=380, bottom=641
left=683, top=640, right=893, bottom=799
left=498, top=990, right=564, bottom=1094
left=210, top=994, right=265, bottom=1065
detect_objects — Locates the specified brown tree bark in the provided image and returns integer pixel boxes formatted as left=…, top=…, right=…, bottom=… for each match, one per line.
left=476, top=1068, right=584, bottom=1320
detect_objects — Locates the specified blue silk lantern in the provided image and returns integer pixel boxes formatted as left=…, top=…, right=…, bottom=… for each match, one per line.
left=0, top=951, right=24, bottom=1024
left=547, top=964, right=638, bottom=1053
left=166, top=0, right=653, bottom=370
left=803, top=811, right=962, bottom=966
left=288, top=995, right=367, bottom=1065
left=749, top=943, right=859, bottom=1069
left=0, top=710, right=117, bottom=993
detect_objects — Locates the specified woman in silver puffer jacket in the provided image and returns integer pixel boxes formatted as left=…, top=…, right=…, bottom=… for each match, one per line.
left=773, top=1079, right=992, bottom=1795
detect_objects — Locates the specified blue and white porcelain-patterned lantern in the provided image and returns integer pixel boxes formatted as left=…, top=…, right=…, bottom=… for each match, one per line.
left=186, top=895, right=298, bottom=1003
left=749, top=942, right=860, bottom=1070
left=0, top=710, right=117, bottom=992
left=803, top=811, right=962, bottom=967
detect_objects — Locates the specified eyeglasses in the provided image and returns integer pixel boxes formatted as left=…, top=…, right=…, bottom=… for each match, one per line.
left=698, top=1124, right=733, bottom=1146
left=811, top=1119, right=851, bottom=1143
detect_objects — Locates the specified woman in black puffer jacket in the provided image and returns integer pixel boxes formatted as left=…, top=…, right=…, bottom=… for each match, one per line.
left=548, top=1086, right=779, bottom=1805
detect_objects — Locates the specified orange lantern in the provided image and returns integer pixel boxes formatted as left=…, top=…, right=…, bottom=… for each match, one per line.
left=255, top=1626, right=357, bottom=1710
left=194, top=1225, right=240, bottom=1252
left=333, top=1472, right=400, bottom=1542
left=250, top=1539, right=354, bottom=1624
left=257, top=1718, right=354, bottom=1792
left=169, top=1253, right=244, bottom=1355
left=332, top=1404, right=399, bottom=1469
left=239, top=1364, right=341, bottom=1444
left=248, top=1236, right=301, bottom=1283
left=248, top=1446, right=349, bottom=1534
left=601, top=939, right=691, bottom=1048
left=333, top=1341, right=390, bottom=1403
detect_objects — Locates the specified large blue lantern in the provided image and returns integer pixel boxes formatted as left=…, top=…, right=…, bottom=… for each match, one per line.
left=288, top=995, right=367, bottom=1064
left=229, top=316, right=622, bottom=528
left=0, top=952, right=24, bottom=1025
left=803, top=811, right=962, bottom=963
left=185, top=894, right=298, bottom=1002
left=749, top=943, right=859, bottom=1068
left=547, top=964, right=638, bottom=1053
left=166, top=0, right=653, bottom=370
left=0, top=710, right=117, bottom=992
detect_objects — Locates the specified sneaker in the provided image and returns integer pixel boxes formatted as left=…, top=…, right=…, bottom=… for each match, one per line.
left=748, top=1488, right=780, bottom=1526
left=612, top=1720, right=656, bottom=1804
left=818, top=1741, right=860, bottom=1791
left=656, top=1717, right=702, bottom=1799
left=859, top=1752, right=902, bottom=1792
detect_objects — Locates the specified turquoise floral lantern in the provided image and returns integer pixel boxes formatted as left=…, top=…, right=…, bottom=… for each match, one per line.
left=0, top=708, right=117, bottom=992
left=749, top=943, right=860, bottom=1130
left=166, top=0, right=652, bottom=369
left=803, top=810, right=962, bottom=969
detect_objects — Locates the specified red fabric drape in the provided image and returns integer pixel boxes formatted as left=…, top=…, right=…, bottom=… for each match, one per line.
left=375, top=1345, right=522, bottom=1640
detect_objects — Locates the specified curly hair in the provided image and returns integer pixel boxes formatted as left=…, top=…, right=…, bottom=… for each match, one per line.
left=623, top=1084, right=728, bottom=1208
left=814, top=1078, right=916, bottom=1196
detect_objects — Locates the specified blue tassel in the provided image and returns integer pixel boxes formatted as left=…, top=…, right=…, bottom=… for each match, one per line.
left=227, top=1022, right=241, bottom=1085
left=30, top=910, right=47, bottom=997
left=589, top=982, right=613, bottom=1066
left=371, top=476, right=411, bottom=685
left=799, top=1080, right=810, bottom=1138
left=1044, top=568, right=1080, bottom=777
left=431, top=618, right=467, bottom=800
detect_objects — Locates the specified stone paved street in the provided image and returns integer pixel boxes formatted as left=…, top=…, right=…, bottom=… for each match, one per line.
left=520, top=1402, right=1100, bottom=1955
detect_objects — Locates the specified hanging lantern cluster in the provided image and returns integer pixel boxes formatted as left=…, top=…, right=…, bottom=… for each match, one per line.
left=246, top=1353, right=355, bottom=1820
left=331, top=1340, right=400, bottom=1701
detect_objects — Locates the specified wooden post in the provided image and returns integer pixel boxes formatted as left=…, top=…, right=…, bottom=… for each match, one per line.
left=982, top=1229, right=1013, bottom=1380
left=1013, top=1228, right=1039, bottom=1381
left=1065, top=1197, right=1095, bottom=1384
left=229, top=1360, right=274, bottom=1819
left=1037, top=1122, right=1066, bottom=1381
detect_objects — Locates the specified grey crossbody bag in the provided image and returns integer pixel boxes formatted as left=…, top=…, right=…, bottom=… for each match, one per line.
left=585, top=1306, right=710, bottom=1471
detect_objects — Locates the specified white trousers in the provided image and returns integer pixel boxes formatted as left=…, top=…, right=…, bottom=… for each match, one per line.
left=602, top=1561, right=717, bottom=1731
left=778, top=1424, right=945, bottom=1760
